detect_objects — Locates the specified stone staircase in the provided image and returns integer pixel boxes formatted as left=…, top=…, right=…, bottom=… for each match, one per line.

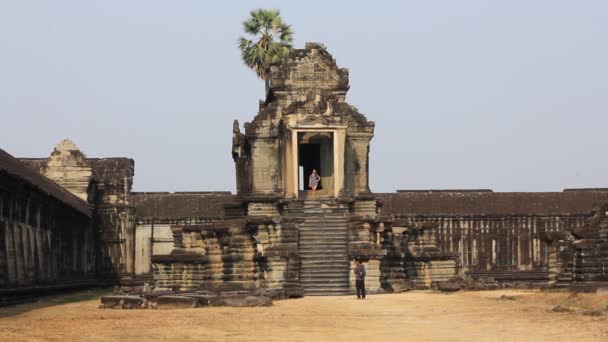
left=298, top=200, right=350, bottom=296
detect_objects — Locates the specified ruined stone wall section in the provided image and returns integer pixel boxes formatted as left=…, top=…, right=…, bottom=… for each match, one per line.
left=95, top=205, right=135, bottom=278
left=89, top=158, right=136, bottom=280
left=152, top=220, right=259, bottom=291
left=568, top=205, right=608, bottom=290
left=254, top=218, right=300, bottom=296
left=377, top=223, right=458, bottom=290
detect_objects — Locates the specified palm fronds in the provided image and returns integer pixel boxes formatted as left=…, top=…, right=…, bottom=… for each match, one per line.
left=238, top=8, right=293, bottom=81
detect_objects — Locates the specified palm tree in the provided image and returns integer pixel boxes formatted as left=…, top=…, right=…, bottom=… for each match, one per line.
left=238, top=9, right=293, bottom=96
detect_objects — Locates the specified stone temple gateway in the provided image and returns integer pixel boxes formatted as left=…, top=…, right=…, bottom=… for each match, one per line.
left=1, top=43, right=608, bottom=303
left=154, top=42, right=387, bottom=296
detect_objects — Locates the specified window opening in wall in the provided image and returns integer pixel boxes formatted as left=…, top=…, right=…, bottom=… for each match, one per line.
left=533, top=238, right=541, bottom=264
left=459, top=238, right=466, bottom=266
left=472, top=238, right=478, bottom=266
left=511, top=238, right=518, bottom=266
left=491, top=239, right=497, bottom=265
left=541, top=240, right=548, bottom=266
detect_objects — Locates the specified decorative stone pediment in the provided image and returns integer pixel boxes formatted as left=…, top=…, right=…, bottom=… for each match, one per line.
left=248, top=43, right=373, bottom=132
left=270, top=42, right=349, bottom=93
left=43, top=139, right=93, bottom=201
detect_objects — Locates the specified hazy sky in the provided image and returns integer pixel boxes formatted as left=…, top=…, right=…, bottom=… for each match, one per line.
left=1, top=1, right=607, bottom=193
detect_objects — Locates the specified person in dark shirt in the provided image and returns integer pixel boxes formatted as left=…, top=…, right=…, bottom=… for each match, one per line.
left=354, top=259, right=366, bottom=299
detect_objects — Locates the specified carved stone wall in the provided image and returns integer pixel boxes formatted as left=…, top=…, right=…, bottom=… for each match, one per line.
left=152, top=220, right=258, bottom=291
left=1, top=149, right=95, bottom=302
left=380, top=191, right=608, bottom=284
left=19, top=144, right=136, bottom=281
left=237, top=43, right=375, bottom=200
left=546, top=204, right=608, bottom=291
left=129, top=192, right=236, bottom=278
left=378, top=221, right=458, bottom=290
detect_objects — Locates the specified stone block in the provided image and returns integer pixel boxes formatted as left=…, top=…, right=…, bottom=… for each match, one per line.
left=156, top=295, right=199, bottom=309
left=99, top=295, right=143, bottom=309
left=435, top=281, right=461, bottom=292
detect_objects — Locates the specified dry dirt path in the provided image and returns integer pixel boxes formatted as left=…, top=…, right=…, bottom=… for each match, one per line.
left=0, top=289, right=607, bottom=341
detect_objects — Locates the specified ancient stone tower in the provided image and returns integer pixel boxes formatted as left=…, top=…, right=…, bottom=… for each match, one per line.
left=150, top=43, right=457, bottom=296
left=233, top=42, right=375, bottom=201
left=232, top=42, right=381, bottom=295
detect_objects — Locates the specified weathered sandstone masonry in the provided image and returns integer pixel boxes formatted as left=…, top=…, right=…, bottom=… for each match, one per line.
left=4, top=43, right=608, bottom=300
left=147, top=43, right=456, bottom=295
left=0, top=148, right=94, bottom=304
left=544, top=203, right=608, bottom=291
left=380, top=190, right=608, bottom=286
left=20, top=140, right=136, bottom=281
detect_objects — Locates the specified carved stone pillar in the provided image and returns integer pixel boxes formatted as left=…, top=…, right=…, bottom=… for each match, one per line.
left=346, top=133, right=373, bottom=196
left=249, top=137, right=280, bottom=196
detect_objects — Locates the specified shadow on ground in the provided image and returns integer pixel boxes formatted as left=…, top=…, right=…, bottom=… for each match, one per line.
left=0, top=287, right=112, bottom=318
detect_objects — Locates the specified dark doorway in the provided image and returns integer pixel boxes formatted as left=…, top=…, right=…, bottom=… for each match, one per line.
left=299, top=143, right=322, bottom=190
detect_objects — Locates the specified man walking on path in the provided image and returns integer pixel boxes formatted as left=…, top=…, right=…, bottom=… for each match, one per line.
left=354, top=259, right=366, bottom=299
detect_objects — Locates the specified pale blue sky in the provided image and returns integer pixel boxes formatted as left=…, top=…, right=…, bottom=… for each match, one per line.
left=1, top=1, right=607, bottom=192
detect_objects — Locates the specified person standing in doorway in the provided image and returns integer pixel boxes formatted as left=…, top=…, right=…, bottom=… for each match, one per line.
left=354, top=259, right=366, bottom=299
left=309, top=169, right=321, bottom=198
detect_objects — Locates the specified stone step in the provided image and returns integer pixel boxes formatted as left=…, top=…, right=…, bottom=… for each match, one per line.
left=300, top=268, right=349, bottom=274
left=300, top=261, right=349, bottom=267
left=298, top=203, right=351, bottom=297
left=299, top=229, right=347, bottom=233
left=300, top=258, right=350, bottom=266
left=299, top=280, right=349, bottom=286
left=299, top=244, right=347, bottom=248
left=300, top=218, right=348, bottom=223
left=301, top=287, right=350, bottom=294
left=298, top=245, right=348, bottom=251
left=299, top=271, right=350, bottom=278
left=299, top=247, right=348, bottom=252
left=300, top=257, right=348, bottom=262
left=299, top=230, right=347, bottom=235
left=300, top=250, right=348, bottom=258
left=300, top=253, right=348, bottom=258
left=299, top=239, right=348, bottom=244
left=299, top=234, right=348, bottom=238
left=299, top=224, right=348, bottom=228
left=299, top=232, right=348, bottom=236
left=299, top=236, right=347, bottom=239
left=300, top=222, right=348, bottom=227
left=300, top=254, right=348, bottom=259
left=303, top=291, right=350, bottom=296
left=299, top=277, right=349, bottom=284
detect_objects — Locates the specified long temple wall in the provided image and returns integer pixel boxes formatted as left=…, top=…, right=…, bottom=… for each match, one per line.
left=379, top=191, right=608, bottom=283
left=4, top=42, right=607, bottom=299
left=20, top=154, right=137, bottom=280
left=406, top=215, right=585, bottom=277
left=0, top=153, right=95, bottom=301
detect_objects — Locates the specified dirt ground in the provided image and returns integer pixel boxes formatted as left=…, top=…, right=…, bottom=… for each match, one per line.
left=1, top=289, right=607, bottom=342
